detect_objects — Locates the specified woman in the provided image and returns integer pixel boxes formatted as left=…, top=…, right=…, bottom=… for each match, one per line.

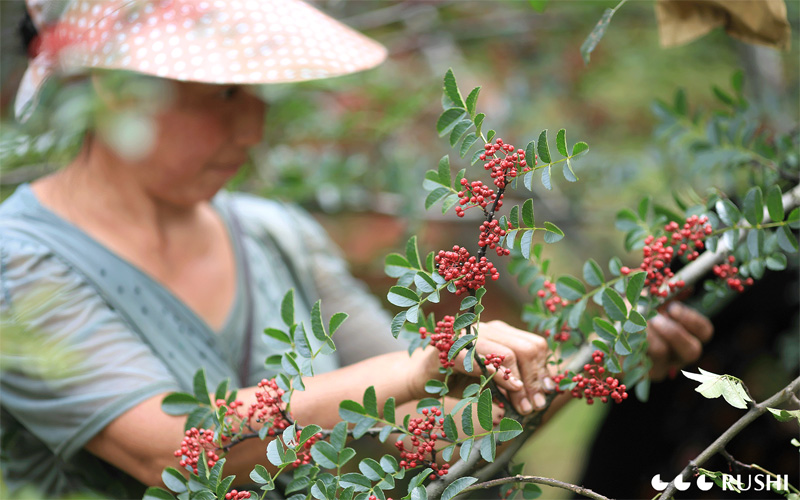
left=0, top=0, right=713, bottom=497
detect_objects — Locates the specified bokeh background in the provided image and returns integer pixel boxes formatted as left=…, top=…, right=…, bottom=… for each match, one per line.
left=1, top=1, right=798, bottom=499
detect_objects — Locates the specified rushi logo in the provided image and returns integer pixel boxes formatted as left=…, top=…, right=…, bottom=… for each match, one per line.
left=651, top=473, right=792, bottom=493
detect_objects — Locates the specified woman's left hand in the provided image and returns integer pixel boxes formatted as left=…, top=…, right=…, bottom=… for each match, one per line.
left=646, top=302, right=714, bottom=380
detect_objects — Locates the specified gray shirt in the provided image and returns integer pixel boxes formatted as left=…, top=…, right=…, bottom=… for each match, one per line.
left=0, top=184, right=396, bottom=497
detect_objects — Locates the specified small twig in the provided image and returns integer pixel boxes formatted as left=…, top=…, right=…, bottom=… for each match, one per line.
left=719, top=449, right=800, bottom=495
left=459, top=474, right=612, bottom=500
left=657, top=375, right=800, bottom=499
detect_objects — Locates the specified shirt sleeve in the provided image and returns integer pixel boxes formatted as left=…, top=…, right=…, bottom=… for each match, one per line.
left=281, top=204, right=404, bottom=366
left=0, top=235, right=180, bottom=460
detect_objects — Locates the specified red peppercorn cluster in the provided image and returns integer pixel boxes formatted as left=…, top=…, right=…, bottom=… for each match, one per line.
left=536, top=280, right=568, bottom=312
left=419, top=316, right=457, bottom=368
left=224, top=490, right=251, bottom=500
left=479, top=138, right=532, bottom=189
left=542, top=324, right=571, bottom=342
left=621, top=216, right=711, bottom=298
left=478, top=219, right=512, bottom=256
left=435, top=245, right=499, bottom=295
left=394, top=408, right=450, bottom=479
left=292, top=429, right=324, bottom=467
left=455, top=178, right=501, bottom=217
left=246, top=378, right=291, bottom=436
left=483, top=353, right=512, bottom=380
left=552, top=351, right=628, bottom=405
left=713, top=255, right=754, bottom=292
left=666, top=215, right=711, bottom=259
left=174, top=427, right=222, bottom=474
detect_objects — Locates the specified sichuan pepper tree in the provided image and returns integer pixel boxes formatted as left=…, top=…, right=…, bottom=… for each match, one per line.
left=146, top=70, right=800, bottom=500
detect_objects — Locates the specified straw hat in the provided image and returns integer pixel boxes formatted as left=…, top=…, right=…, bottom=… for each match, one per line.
left=16, top=0, right=388, bottom=121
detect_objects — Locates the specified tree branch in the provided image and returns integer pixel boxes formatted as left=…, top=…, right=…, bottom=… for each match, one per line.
left=657, top=375, right=800, bottom=500
left=459, top=474, right=612, bottom=500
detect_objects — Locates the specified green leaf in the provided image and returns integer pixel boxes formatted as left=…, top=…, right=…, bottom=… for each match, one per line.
left=480, top=434, right=496, bottom=462
left=442, top=477, right=478, bottom=500
left=766, top=185, right=784, bottom=222
left=682, top=368, right=753, bottom=409
left=623, top=310, right=647, bottom=333
left=250, top=464, right=272, bottom=485
left=443, top=69, right=465, bottom=109
left=571, top=141, right=589, bottom=157
left=281, top=289, right=295, bottom=327
left=563, top=159, right=578, bottom=182
left=523, top=483, right=543, bottom=499
left=310, top=300, right=327, bottom=342
left=602, top=288, right=627, bottom=322
left=340, top=473, right=372, bottom=491
left=525, top=140, right=536, bottom=167
left=495, top=418, right=523, bottom=442
left=788, top=207, right=800, bottom=229
left=580, top=7, right=616, bottom=65
left=460, top=437, right=475, bottom=461
left=766, top=253, right=787, bottom=271
left=474, top=114, right=485, bottom=136
left=522, top=198, right=535, bottom=228
left=339, top=400, right=367, bottom=422
left=293, top=324, right=313, bottom=359
left=387, top=286, right=419, bottom=308
left=448, top=334, right=476, bottom=361
left=747, top=229, right=764, bottom=258
left=442, top=193, right=460, bottom=215
left=385, top=253, right=414, bottom=278
left=437, top=108, right=467, bottom=136
left=777, top=226, right=799, bottom=253
left=625, top=271, right=646, bottom=305
left=477, top=390, right=493, bottom=431
left=359, top=458, right=385, bottom=481
left=263, top=327, right=292, bottom=345
left=339, top=447, right=357, bottom=467
left=743, top=186, right=764, bottom=226
left=460, top=133, right=479, bottom=158
left=161, top=393, right=200, bottom=416
left=510, top=205, right=520, bottom=229
left=425, top=379, right=446, bottom=395
left=460, top=295, right=478, bottom=310
left=556, top=275, right=586, bottom=301
left=614, top=335, right=631, bottom=356
left=390, top=311, right=405, bottom=339
left=453, top=313, right=477, bottom=332
left=363, top=386, right=378, bottom=417
left=674, top=88, right=688, bottom=116
left=465, top=87, right=481, bottom=117
left=768, top=408, right=800, bottom=425
left=443, top=414, right=458, bottom=441
left=193, top=370, right=211, bottom=405
left=329, top=312, right=348, bottom=336
left=382, top=397, right=396, bottom=424
left=556, top=129, right=568, bottom=157
left=143, top=487, right=175, bottom=500
left=462, top=404, right=474, bottom=436
left=716, top=199, right=741, bottom=226
left=543, top=221, right=564, bottom=243
left=406, top=236, right=423, bottom=271
left=712, top=85, right=735, bottom=106
left=162, top=468, right=188, bottom=493
left=449, top=119, right=473, bottom=147
left=583, top=259, right=604, bottom=287
left=425, top=187, right=448, bottom=211
left=537, top=130, right=551, bottom=163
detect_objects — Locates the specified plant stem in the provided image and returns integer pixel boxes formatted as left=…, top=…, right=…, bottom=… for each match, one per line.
left=657, top=375, right=800, bottom=500
left=458, top=474, right=612, bottom=500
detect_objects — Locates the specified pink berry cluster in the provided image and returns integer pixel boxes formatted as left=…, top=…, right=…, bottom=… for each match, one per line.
left=419, top=316, right=457, bottom=368
left=713, top=255, right=754, bottom=292
left=552, top=351, right=628, bottom=405
left=394, top=407, right=450, bottom=479
left=249, top=378, right=291, bottom=436
left=455, top=178, right=501, bottom=218
left=478, top=219, right=512, bottom=257
left=536, top=280, right=568, bottom=312
left=174, top=427, right=222, bottom=474
left=479, top=138, right=533, bottom=189
left=224, top=490, right=251, bottom=500
left=620, top=215, right=711, bottom=298
left=483, top=353, right=512, bottom=380
left=292, top=429, right=324, bottom=467
left=435, top=245, right=499, bottom=295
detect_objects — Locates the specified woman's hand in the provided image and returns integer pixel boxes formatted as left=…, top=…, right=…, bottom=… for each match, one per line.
left=646, top=302, right=714, bottom=380
left=410, top=320, right=554, bottom=416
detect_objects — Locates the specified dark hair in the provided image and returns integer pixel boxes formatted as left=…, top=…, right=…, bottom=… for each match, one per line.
left=19, top=9, right=39, bottom=56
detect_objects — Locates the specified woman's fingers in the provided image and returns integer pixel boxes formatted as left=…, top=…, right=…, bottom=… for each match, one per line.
left=666, top=302, right=714, bottom=343
left=649, top=313, right=703, bottom=365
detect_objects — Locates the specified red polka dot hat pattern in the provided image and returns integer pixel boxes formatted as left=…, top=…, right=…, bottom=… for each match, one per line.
left=16, top=0, right=388, bottom=121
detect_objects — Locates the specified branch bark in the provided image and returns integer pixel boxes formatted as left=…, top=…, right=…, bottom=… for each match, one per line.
left=460, top=474, right=612, bottom=500
left=657, top=375, right=800, bottom=500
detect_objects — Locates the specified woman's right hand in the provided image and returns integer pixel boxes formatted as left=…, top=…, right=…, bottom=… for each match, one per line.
left=409, top=320, right=554, bottom=416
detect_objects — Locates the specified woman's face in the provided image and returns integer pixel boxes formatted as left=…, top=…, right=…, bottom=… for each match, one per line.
left=118, top=79, right=267, bottom=205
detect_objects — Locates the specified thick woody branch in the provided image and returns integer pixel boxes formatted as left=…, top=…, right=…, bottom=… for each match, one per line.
left=460, top=474, right=612, bottom=500
left=657, top=375, right=800, bottom=500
